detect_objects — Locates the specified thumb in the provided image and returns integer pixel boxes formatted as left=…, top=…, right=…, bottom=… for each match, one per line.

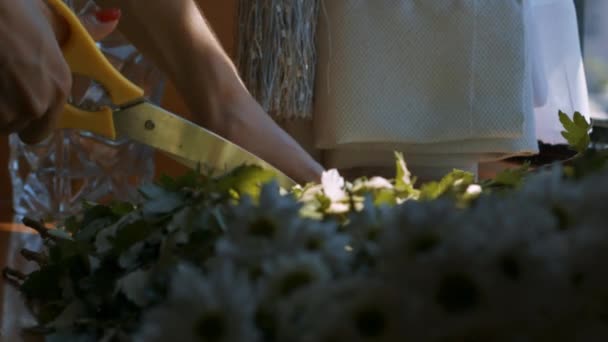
left=80, top=8, right=121, bottom=41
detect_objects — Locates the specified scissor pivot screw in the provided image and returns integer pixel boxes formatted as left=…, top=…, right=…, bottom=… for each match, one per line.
left=144, top=120, right=156, bottom=130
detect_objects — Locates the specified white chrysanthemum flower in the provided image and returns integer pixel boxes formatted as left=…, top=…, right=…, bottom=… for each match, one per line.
left=554, top=167, right=608, bottom=223
left=278, top=279, right=407, bottom=342
left=568, top=223, right=608, bottom=300
left=519, top=164, right=569, bottom=200
left=378, top=253, right=504, bottom=340
left=258, top=253, right=332, bottom=301
left=216, top=185, right=303, bottom=257
left=215, top=214, right=303, bottom=265
left=284, top=220, right=353, bottom=274
left=477, top=233, right=576, bottom=331
left=460, top=194, right=557, bottom=255
left=345, top=197, right=396, bottom=262
left=217, top=183, right=352, bottom=273
left=134, top=261, right=259, bottom=342
left=378, top=199, right=462, bottom=267
left=378, top=185, right=591, bottom=338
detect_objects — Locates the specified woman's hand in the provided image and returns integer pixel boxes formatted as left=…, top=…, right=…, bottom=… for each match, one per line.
left=0, top=0, right=72, bottom=143
left=0, top=0, right=120, bottom=144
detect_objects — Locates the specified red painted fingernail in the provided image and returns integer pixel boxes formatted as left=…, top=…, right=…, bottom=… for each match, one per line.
left=95, top=8, right=121, bottom=23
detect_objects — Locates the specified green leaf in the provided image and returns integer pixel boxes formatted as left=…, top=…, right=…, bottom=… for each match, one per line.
left=36, top=302, right=69, bottom=325
left=419, top=169, right=474, bottom=200
left=315, top=193, right=332, bottom=212
left=493, top=162, right=531, bottom=188
left=116, top=269, right=151, bottom=307
left=111, top=221, right=157, bottom=255
left=142, top=193, right=184, bottom=217
left=394, top=152, right=413, bottom=191
left=47, top=229, right=73, bottom=241
left=559, top=111, right=591, bottom=153
left=20, top=266, right=64, bottom=301
left=393, top=152, right=420, bottom=200
left=158, top=171, right=203, bottom=191
left=48, top=239, right=91, bottom=279
left=139, top=183, right=171, bottom=200
left=215, top=165, right=277, bottom=199
left=298, top=201, right=325, bottom=220
left=110, top=201, right=136, bottom=216
left=78, top=262, right=123, bottom=297
left=63, top=216, right=80, bottom=235
left=49, top=239, right=88, bottom=265
left=373, top=189, right=397, bottom=206
left=81, top=205, right=115, bottom=227
left=74, top=218, right=113, bottom=243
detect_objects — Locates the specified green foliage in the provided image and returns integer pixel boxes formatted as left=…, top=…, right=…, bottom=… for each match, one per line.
left=559, top=110, right=591, bottom=154
left=4, top=111, right=606, bottom=339
left=492, top=162, right=530, bottom=187
left=215, top=165, right=277, bottom=199
left=482, top=162, right=531, bottom=190
left=418, top=169, right=475, bottom=201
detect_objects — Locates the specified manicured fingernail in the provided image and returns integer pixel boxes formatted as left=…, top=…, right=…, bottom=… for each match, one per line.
left=95, top=8, right=121, bottom=23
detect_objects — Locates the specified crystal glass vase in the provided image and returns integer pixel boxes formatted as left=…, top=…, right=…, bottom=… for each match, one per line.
left=8, top=0, right=165, bottom=221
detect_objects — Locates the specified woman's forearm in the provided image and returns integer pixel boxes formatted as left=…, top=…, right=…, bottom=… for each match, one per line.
left=96, top=0, right=323, bottom=183
left=95, top=0, right=231, bottom=128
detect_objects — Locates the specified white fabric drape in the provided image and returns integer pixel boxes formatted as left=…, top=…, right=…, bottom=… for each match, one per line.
left=309, top=0, right=588, bottom=174
left=531, top=0, right=590, bottom=145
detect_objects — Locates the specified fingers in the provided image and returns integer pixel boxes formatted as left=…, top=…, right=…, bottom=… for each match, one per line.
left=38, top=0, right=69, bottom=44
left=18, top=109, right=56, bottom=144
left=11, top=3, right=121, bottom=144
left=18, top=75, right=69, bottom=144
left=83, top=8, right=121, bottom=41
left=39, top=1, right=121, bottom=43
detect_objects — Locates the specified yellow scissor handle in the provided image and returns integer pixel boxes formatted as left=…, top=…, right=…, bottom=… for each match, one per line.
left=46, top=0, right=144, bottom=139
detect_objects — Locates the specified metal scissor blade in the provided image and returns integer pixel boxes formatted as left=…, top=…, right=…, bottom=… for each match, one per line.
left=112, top=102, right=297, bottom=188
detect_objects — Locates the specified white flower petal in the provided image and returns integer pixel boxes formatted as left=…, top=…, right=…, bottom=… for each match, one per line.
left=322, top=169, right=347, bottom=202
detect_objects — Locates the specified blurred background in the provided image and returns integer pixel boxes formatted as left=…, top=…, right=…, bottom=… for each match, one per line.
left=578, top=0, right=608, bottom=121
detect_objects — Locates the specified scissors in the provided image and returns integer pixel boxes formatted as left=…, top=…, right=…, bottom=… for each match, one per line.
left=45, top=0, right=296, bottom=188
